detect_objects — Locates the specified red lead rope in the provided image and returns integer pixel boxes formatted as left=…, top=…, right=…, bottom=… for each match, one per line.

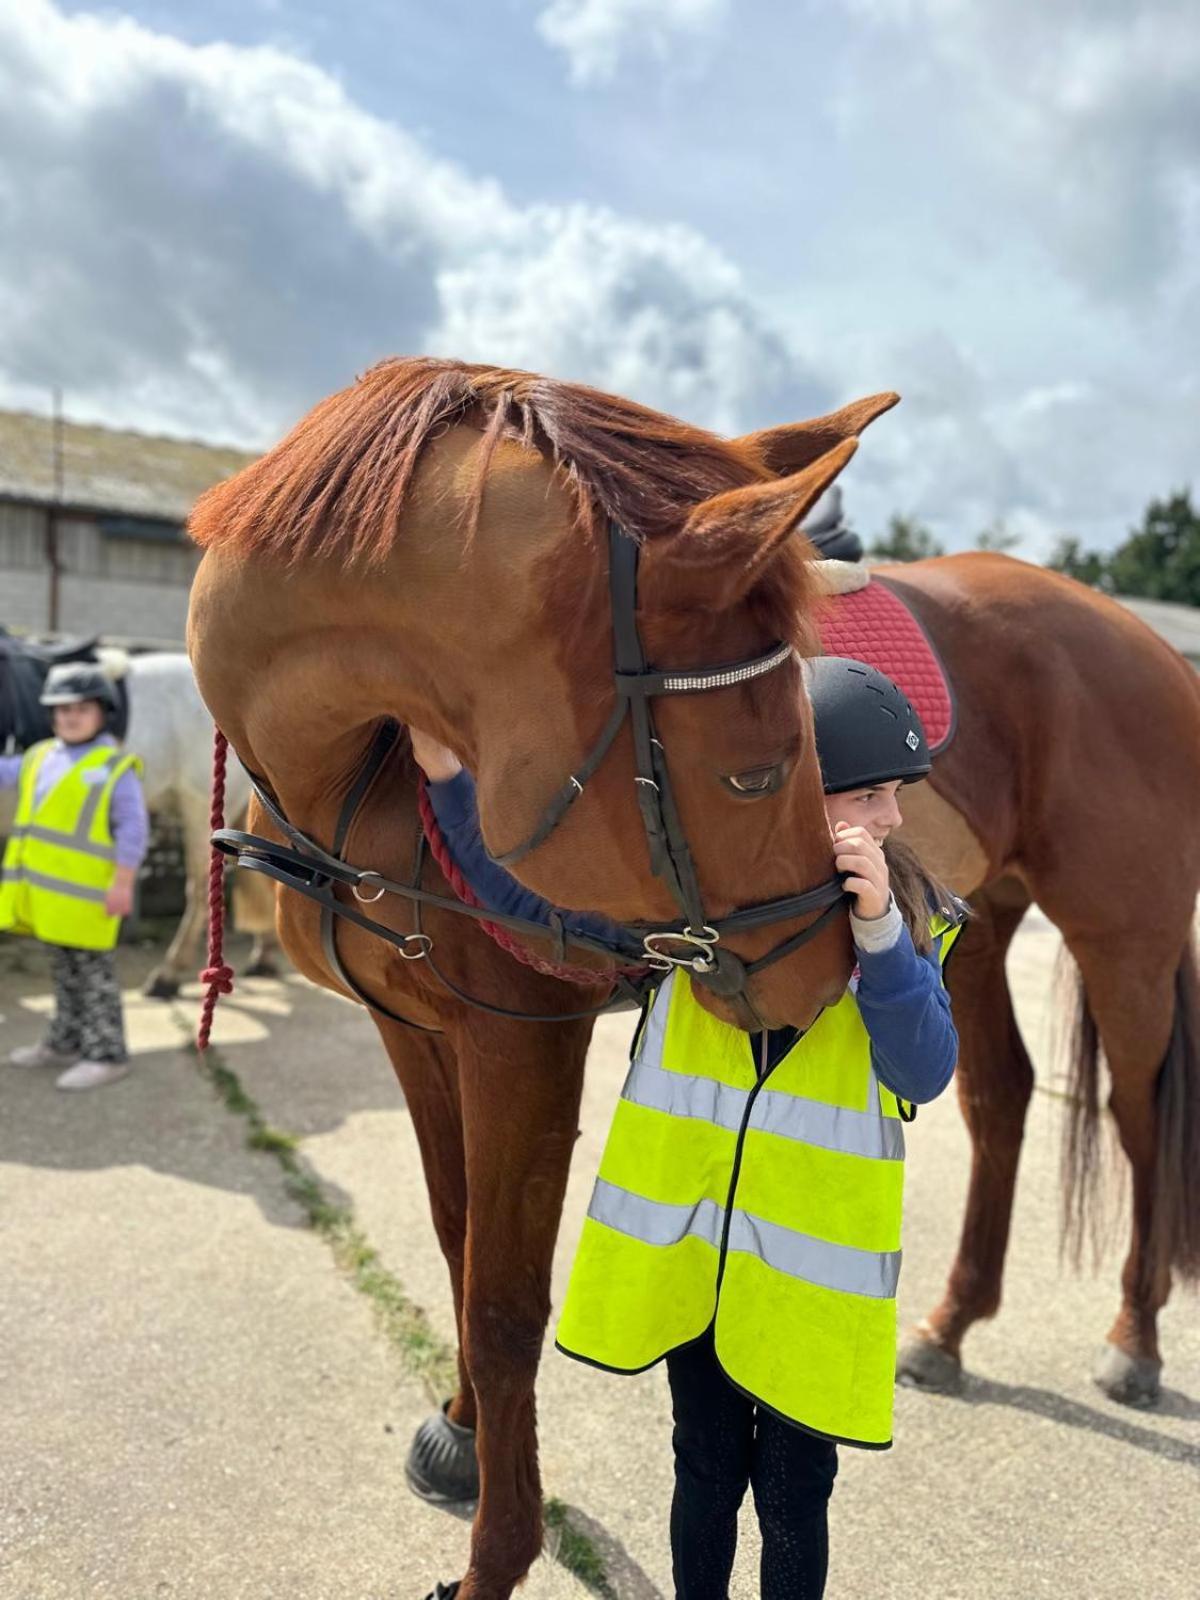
left=196, top=726, right=235, bottom=1051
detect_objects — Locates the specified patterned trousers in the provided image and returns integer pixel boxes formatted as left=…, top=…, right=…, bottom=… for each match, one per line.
left=45, top=946, right=129, bottom=1064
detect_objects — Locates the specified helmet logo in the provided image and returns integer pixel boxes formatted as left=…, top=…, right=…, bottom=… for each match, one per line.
left=905, top=729, right=920, bottom=751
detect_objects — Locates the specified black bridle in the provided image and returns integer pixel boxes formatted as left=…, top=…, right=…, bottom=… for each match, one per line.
left=212, top=523, right=848, bottom=1024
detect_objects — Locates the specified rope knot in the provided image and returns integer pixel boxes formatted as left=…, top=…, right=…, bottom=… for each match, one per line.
left=200, top=964, right=235, bottom=995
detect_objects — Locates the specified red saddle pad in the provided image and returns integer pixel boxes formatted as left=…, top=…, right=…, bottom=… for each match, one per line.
left=818, top=578, right=954, bottom=754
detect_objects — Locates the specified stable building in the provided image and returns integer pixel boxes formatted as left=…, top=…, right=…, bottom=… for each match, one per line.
left=0, top=410, right=255, bottom=646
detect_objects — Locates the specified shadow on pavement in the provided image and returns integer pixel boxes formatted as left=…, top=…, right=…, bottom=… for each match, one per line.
left=0, top=933, right=402, bottom=1227
left=954, top=1373, right=1200, bottom=1467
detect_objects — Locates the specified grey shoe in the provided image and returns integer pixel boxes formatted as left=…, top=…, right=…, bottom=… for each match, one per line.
left=55, top=1059, right=131, bottom=1092
left=9, top=1041, right=80, bottom=1069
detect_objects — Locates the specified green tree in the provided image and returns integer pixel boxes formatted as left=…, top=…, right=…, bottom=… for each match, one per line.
left=868, top=515, right=945, bottom=561
left=1105, top=490, right=1200, bottom=604
left=975, top=521, right=1020, bottom=553
left=1047, top=535, right=1108, bottom=588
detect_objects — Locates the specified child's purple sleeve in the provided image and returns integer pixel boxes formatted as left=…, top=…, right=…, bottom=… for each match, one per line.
left=109, top=769, right=150, bottom=869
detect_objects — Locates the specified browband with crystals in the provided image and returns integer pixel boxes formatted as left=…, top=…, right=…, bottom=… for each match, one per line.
left=615, top=639, right=795, bottom=700
left=658, top=641, right=795, bottom=695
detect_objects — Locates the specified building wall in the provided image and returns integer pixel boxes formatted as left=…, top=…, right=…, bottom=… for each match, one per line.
left=58, top=572, right=193, bottom=642
left=0, top=500, right=197, bottom=643
left=0, top=567, right=51, bottom=632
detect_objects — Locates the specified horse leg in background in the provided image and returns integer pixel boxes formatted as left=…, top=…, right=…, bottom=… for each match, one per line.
left=231, top=866, right=283, bottom=978
left=452, top=1015, right=591, bottom=1598
left=898, top=876, right=1034, bottom=1392
left=1063, top=930, right=1199, bottom=1405
left=372, top=1018, right=482, bottom=1505
left=142, top=790, right=213, bottom=1000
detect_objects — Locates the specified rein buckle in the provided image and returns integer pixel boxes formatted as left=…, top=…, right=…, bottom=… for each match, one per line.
left=642, top=925, right=720, bottom=974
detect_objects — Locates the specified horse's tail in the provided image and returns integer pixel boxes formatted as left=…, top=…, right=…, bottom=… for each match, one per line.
left=1060, top=955, right=1105, bottom=1271
left=1061, top=942, right=1200, bottom=1285
left=1150, top=944, right=1200, bottom=1284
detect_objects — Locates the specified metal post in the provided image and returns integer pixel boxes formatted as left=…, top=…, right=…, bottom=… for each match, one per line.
left=46, top=385, right=64, bottom=633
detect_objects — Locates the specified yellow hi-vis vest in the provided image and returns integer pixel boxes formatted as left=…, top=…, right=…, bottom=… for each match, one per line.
left=0, top=740, right=142, bottom=951
left=557, top=913, right=961, bottom=1448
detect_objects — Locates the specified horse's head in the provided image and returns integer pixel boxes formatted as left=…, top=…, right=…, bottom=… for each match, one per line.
left=188, top=361, right=896, bottom=1031
left=451, top=385, right=899, bottom=1030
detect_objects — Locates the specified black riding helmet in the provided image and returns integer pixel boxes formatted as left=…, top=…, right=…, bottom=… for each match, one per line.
left=39, top=662, right=118, bottom=711
left=804, top=656, right=931, bottom=794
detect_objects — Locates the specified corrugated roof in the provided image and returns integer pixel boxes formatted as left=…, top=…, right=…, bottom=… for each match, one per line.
left=0, top=409, right=257, bottom=522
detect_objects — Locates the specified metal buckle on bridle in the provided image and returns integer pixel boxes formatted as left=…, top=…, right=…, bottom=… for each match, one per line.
left=350, top=874, right=431, bottom=957
left=642, top=925, right=720, bottom=974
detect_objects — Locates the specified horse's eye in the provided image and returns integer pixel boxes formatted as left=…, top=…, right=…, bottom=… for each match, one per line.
left=722, top=764, right=784, bottom=798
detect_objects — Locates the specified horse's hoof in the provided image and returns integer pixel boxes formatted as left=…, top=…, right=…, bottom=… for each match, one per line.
left=405, top=1404, right=479, bottom=1505
left=142, top=972, right=180, bottom=1001
left=896, top=1333, right=964, bottom=1394
left=1094, top=1345, right=1161, bottom=1408
left=242, top=957, right=280, bottom=979
left=423, top=1584, right=460, bottom=1600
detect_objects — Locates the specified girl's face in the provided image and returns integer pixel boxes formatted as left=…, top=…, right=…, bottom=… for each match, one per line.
left=823, top=779, right=904, bottom=843
left=52, top=700, right=106, bottom=743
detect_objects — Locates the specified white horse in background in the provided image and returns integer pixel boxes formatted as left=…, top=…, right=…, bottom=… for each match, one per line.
left=1, top=650, right=280, bottom=997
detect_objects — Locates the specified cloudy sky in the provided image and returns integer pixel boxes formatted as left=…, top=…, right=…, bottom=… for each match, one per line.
left=1, top=0, right=1196, bottom=554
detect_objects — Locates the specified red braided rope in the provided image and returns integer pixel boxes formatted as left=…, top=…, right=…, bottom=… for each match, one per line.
left=197, top=726, right=235, bottom=1051
left=416, top=776, right=646, bottom=987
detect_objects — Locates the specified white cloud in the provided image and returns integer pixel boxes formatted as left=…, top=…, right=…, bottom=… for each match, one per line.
left=835, top=0, right=1200, bottom=301
left=535, top=0, right=728, bottom=86
left=0, top=0, right=822, bottom=449
left=0, top=0, right=1191, bottom=555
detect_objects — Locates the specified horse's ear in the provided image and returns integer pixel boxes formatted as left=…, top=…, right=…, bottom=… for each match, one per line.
left=640, top=439, right=858, bottom=613
left=733, top=393, right=899, bottom=477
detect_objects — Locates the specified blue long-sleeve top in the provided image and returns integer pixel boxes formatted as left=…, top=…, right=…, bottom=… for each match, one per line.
left=426, top=769, right=958, bottom=1104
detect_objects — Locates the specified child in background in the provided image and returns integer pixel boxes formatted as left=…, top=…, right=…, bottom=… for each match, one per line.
left=1, top=664, right=148, bottom=1090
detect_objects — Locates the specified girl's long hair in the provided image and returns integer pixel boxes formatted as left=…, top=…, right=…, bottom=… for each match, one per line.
left=883, top=835, right=961, bottom=953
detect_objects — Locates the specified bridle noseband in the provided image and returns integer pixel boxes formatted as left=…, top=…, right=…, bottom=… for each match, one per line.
left=212, top=522, right=848, bottom=1024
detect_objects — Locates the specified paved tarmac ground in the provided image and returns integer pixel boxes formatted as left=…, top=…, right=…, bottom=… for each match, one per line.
left=1, top=913, right=1197, bottom=1599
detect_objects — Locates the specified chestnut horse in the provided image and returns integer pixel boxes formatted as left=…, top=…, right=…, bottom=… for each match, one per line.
left=188, top=359, right=868, bottom=1596
left=186, top=360, right=1199, bottom=1597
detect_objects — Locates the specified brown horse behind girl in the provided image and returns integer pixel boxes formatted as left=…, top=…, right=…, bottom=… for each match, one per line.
left=187, top=359, right=1200, bottom=1598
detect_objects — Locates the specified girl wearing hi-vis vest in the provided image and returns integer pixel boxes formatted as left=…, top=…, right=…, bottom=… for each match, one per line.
left=1, top=664, right=148, bottom=1092
left=410, top=657, right=965, bottom=1599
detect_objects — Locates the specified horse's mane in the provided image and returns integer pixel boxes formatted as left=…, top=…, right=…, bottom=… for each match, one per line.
left=189, top=357, right=820, bottom=643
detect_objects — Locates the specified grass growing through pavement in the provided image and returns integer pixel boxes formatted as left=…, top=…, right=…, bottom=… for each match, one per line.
left=181, top=1025, right=459, bottom=1400
left=178, top=1013, right=614, bottom=1596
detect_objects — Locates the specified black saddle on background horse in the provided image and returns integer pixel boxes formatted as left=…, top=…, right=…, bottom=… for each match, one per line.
left=801, top=487, right=864, bottom=563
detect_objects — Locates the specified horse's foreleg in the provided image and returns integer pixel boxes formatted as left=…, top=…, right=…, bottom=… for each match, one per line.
left=373, top=1020, right=480, bottom=1503
left=454, top=1016, right=590, bottom=1600
left=1065, top=934, right=1183, bottom=1406
left=898, top=879, right=1033, bottom=1392
left=142, top=797, right=211, bottom=999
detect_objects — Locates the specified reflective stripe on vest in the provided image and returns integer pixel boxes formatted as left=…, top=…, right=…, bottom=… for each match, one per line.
left=557, top=914, right=962, bottom=1448
left=0, top=741, right=142, bottom=950
left=588, top=1177, right=903, bottom=1298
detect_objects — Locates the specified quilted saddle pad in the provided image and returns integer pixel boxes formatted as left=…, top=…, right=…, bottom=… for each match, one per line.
left=817, top=577, right=955, bottom=755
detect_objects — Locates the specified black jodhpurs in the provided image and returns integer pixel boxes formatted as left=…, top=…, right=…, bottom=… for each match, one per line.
left=665, top=1328, right=839, bottom=1599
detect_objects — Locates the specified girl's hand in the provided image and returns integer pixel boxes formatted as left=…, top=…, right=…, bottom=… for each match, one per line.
left=832, top=822, right=891, bottom=919
left=105, top=868, right=136, bottom=919
left=408, top=727, right=463, bottom=783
